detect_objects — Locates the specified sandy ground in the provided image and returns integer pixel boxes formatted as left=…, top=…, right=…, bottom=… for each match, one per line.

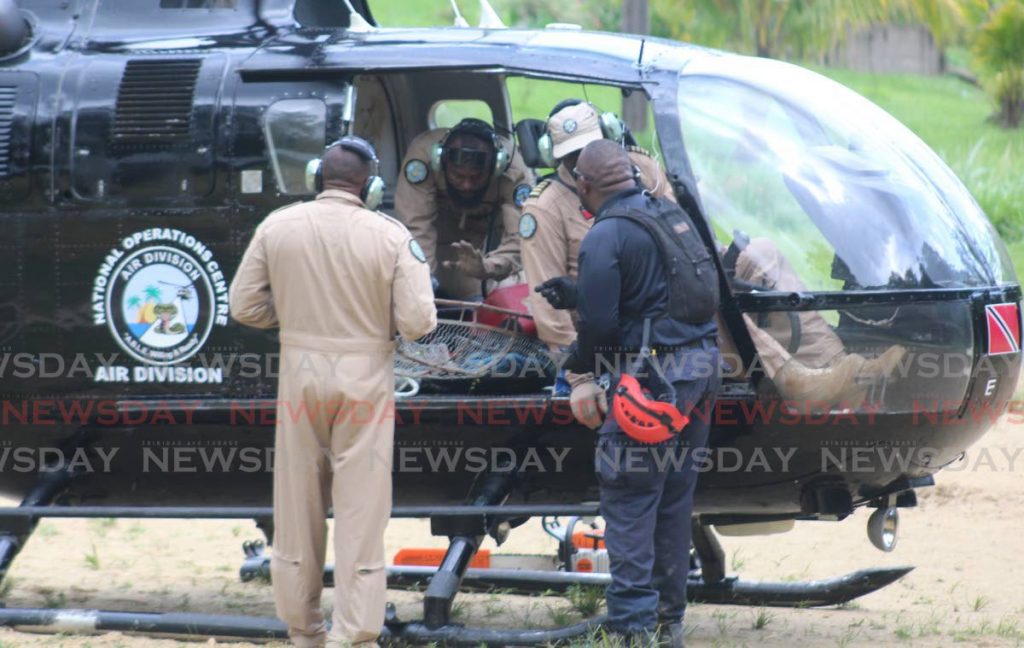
left=0, top=418, right=1022, bottom=647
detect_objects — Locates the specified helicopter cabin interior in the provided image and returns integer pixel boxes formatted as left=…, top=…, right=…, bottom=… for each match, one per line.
left=235, top=67, right=968, bottom=415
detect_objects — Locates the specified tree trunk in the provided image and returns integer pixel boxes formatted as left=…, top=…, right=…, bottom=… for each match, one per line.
left=621, top=0, right=649, bottom=133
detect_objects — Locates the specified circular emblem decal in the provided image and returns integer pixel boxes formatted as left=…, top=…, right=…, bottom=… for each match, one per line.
left=93, top=229, right=229, bottom=366
left=405, top=159, right=429, bottom=184
left=409, top=239, right=427, bottom=263
left=514, top=183, right=531, bottom=208
left=563, top=119, right=578, bottom=134
left=519, top=213, right=538, bottom=239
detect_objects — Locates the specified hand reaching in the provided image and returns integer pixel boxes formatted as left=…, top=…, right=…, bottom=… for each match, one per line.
left=442, top=240, right=488, bottom=279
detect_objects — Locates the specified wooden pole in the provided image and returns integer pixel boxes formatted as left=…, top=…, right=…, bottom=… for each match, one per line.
left=621, top=0, right=649, bottom=133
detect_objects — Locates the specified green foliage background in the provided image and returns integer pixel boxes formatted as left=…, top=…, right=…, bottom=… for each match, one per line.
left=371, top=1, right=1024, bottom=278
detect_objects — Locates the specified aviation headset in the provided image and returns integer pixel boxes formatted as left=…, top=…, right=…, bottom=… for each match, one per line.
left=430, top=118, right=511, bottom=178
left=538, top=98, right=626, bottom=168
left=304, top=135, right=385, bottom=210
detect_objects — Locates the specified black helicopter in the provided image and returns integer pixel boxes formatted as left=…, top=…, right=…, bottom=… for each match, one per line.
left=0, top=0, right=1019, bottom=643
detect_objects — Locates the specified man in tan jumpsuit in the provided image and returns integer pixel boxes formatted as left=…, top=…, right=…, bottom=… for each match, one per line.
left=519, top=100, right=674, bottom=422
left=732, top=237, right=906, bottom=405
left=230, top=136, right=437, bottom=647
left=521, top=101, right=675, bottom=349
left=395, top=118, right=533, bottom=299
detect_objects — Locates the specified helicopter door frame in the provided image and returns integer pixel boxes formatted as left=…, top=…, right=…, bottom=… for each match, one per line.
left=361, top=69, right=513, bottom=167
left=228, top=75, right=354, bottom=207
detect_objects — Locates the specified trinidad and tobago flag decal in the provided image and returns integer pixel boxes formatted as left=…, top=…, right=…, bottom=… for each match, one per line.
left=985, top=303, right=1021, bottom=356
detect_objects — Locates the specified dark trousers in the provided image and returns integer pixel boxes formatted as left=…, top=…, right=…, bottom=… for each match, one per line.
left=595, top=340, right=720, bottom=633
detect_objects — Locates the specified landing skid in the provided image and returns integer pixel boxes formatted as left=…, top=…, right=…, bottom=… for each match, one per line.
left=0, top=468, right=913, bottom=644
left=0, top=562, right=912, bottom=645
left=384, top=565, right=914, bottom=608
left=0, top=606, right=608, bottom=646
left=241, top=552, right=912, bottom=610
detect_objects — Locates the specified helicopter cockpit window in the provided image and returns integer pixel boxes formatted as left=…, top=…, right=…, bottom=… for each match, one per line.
left=429, top=100, right=493, bottom=130
left=677, top=60, right=1014, bottom=292
left=263, top=98, right=327, bottom=195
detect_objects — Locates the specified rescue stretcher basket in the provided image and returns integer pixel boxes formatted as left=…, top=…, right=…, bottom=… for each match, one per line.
left=395, top=299, right=551, bottom=380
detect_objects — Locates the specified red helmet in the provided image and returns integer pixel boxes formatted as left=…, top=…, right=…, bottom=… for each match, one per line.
left=612, top=374, right=689, bottom=444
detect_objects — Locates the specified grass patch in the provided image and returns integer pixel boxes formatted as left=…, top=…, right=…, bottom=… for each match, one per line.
left=547, top=602, right=577, bottom=627
left=566, top=584, right=604, bottom=617
left=450, top=600, right=467, bottom=620
left=730, top=548, right=745, bottom=572
left=751, top=608, right=773, bottom=630
left=41, top=590, right=67, bottom=608
left=89, top=518, right=117, bottom=538
left=83, top=542, right=100, bottom=570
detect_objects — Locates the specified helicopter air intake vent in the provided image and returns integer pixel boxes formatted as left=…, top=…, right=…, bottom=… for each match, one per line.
left=0, top=84, right=15, bottom=177
left=112, top=59, right=201, bottom=147
left=0, top=85, right=14, bottom=177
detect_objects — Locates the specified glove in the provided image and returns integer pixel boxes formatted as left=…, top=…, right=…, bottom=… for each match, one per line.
left=442, top=240, right=488, bottom=279
left=567, top=371, right=607, bottom=430
left=534, top=276, right=578, bottom=310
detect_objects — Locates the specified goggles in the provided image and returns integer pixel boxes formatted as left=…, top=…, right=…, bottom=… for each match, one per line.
left=445, top=147, right=492, bottom=170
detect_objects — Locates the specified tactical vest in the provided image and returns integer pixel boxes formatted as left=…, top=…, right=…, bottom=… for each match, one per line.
left=603, top=196, right=720, bottom=325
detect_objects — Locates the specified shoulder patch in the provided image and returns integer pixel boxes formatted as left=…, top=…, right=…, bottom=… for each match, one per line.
left=519, top=213, right=538, bottom=239
left=408, top=239, right=427, bottom=263
left=513, top=183, right=531, bottom=208
left=404, top=159, right=429, bottom=184
left=626, top=145, right=652, bottom=158
left=528, top=180, right=551, bottom=200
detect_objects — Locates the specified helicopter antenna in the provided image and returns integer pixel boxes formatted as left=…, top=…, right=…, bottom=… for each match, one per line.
left=341, top=0, right=375, bottom=33
left=449, top=0, right=469, bottom=27
left=478, top=0, right=506, bottom=29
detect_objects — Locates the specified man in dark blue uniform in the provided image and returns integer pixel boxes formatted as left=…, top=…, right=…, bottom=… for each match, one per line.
left=549, top=140, right=720, bottom=646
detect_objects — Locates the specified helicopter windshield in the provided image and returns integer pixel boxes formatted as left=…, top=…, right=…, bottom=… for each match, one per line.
left=676, top=57, right=1016, bottom=292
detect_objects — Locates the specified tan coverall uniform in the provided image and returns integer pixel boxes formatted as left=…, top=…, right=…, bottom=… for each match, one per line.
left=519, top=147, right=675, bottom=348
left=733, top=237, right=905, bottom=404
left=395, top=128, right=534, bottom=299
left=735, top=237, right=846, bottom=370
left=229, top=190, right=437, bottom=647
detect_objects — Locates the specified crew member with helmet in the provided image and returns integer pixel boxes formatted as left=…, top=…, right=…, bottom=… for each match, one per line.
left=521, top=99, right=674, bottom=411
left=395, top=118, right=533, bottom=299
left=230, top=136, right=437, bottom=647
left=552, top=139, right=720, bottom=647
